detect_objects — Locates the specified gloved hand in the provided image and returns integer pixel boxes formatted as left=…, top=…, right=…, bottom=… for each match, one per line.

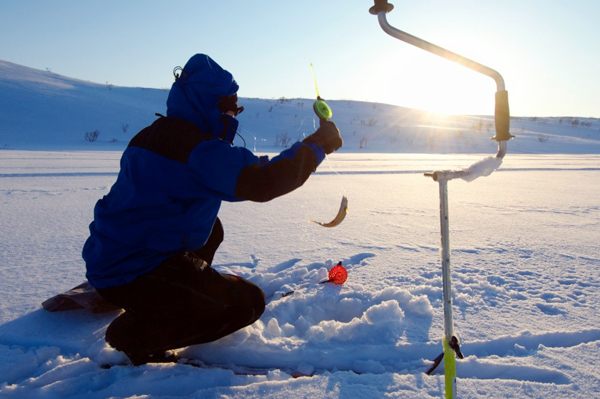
left=303, top=120, right=343, bottom=154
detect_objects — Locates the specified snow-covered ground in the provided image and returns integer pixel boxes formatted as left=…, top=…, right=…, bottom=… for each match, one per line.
left=1, top=60, right=600, bottom=398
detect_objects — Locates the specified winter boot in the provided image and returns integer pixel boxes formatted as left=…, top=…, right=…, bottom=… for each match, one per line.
left=105, top=311, right=177, bottom=366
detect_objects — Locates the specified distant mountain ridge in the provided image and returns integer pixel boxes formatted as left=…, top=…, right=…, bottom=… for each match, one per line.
left=1, top=59, right=598, bottom=153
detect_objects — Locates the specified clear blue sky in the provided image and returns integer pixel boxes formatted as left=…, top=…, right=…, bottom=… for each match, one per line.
left=2, top=0, right=599, bottom=117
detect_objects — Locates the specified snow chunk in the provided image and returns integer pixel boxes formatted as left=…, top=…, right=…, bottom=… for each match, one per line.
left=0, top=345, right=39, bottom=384
left=373, top=287, right=433, bottom=316
left=306, top=300, right=405, bottom=343
left=353, top=359, right=386, bottom=374
left=460, top=156, right=503, bottom=182
left=267, top=318, right=283, bottom=337
left=405, top=295, right=434, bottom=316
left=363, top=300, right=405, bottom=324
left=296, top=362, right=315, bottom=376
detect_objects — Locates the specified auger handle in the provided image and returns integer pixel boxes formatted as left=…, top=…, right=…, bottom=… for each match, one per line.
left=370, top=0, right=513, bottom=146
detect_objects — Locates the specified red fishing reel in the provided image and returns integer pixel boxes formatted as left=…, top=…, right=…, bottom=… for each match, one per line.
left=322, top=261, right=347, bottom=285
left=281, top=261, right=348, bottom=298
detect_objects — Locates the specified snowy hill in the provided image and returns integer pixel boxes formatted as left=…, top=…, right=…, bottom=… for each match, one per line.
left=1, top=59, right=599, bottom=153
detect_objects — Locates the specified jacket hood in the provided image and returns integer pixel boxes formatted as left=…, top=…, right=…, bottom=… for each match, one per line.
left=166, top=54, right=239, bottom=142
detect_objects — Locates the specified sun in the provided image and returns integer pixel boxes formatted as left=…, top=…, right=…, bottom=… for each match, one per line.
left=378, top=51, right=497, bottom=116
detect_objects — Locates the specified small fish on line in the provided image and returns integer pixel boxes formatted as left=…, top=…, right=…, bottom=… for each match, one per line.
left=310, top=196, right=348, bottom=228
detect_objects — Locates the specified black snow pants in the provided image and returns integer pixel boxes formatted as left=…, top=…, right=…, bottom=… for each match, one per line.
left=97, top=218, right=266, bottom=365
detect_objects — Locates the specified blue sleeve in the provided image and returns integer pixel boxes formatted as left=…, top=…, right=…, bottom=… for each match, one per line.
left=189, top=140, right=324, bottom=202
left=233, top=141, right=324, bottom=202
left=190, top=140, right=325, bottom=202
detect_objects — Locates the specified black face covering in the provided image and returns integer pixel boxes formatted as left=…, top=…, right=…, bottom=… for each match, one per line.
left=217, top=94, right=244, bottom=116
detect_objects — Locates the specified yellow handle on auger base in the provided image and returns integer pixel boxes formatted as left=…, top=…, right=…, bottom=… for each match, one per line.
left=443, top=337, right=457, bottom=399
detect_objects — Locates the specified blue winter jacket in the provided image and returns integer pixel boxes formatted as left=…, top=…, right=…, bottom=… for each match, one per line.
left=83, top=54, right=325, bottom=288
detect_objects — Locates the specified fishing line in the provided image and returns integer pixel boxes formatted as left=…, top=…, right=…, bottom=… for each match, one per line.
left=310, top=63, right=321, bottom=99
left=309, top=63, right=333, bottom=121
left=307, top=63, right=348, bottom=227
left=310, top=65, right=344, bottom=193
left=295, top=116, right=313, bottom=137
left=309, top=63, right=340, bottom=178
left=325, top=155, right=343, bottom=179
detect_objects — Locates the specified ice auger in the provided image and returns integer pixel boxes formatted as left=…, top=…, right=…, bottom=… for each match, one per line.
left=369, top=1, right=514, bottom=398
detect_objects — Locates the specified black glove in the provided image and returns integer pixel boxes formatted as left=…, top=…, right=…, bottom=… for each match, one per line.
left=303, top=120, right=343, bottom=154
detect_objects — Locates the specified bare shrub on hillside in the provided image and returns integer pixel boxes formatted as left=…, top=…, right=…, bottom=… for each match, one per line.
left=274, top=132, right=292, bottom=148
left=84, top=130, right=100, bottom=142
left=359, top=137, right=368, bottom=149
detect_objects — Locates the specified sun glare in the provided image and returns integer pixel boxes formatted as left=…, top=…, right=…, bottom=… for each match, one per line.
left=379, top=51, right=497, bottom=116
